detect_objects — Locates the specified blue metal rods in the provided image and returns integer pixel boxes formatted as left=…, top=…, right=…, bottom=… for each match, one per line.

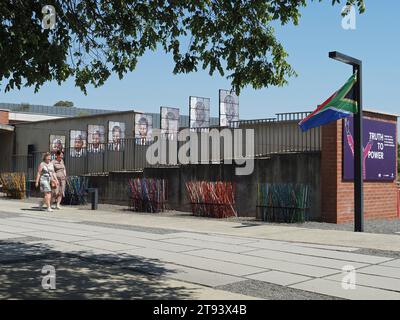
left=128, top=178, right=167, bottom=213
left=63, top=176, right=88, bottom=205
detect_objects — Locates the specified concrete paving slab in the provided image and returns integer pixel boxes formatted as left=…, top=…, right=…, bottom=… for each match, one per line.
left=246, top=271, right=312, bottom=286
left=28, top=239, right=92, bottom=253
left=9, top=216, right=94, bottom=228
left=100, top=228, right=176, bottom=240
left=245, top=242, right=391, bottom=264
left=160, top=237, right=257, bottom=253
left=185, top=249, right=339, bottom=278
left=2, top=199, right=400, bottom=253
left=11, top=217, right=173, bottom=240
left=357, top=265, right=400, bottom=279
left=243, top=241, right=292, bottom=250
left=2, top=218, right=106, bottom=237
left=74, top=239, right=141, bottom=252
left=167, top=232, right=258, bottom=245
left=41, top=222, right=113, bottom=234
left=290, top=278, right=400, bottom=300
left=29, top=240, right=137, bottom=263
left=20, top=231, right=89, bottom=242
left=123, top=248, right=266, bottom=276
left=1, top=220, right=96, bottom=238
left=262, top=228, right=400, bottom=253
left=325, top=273, right=400, bottom=292
left=0, top=225, right=37, bottom=234
left=100, top=234, right=196, bottom=252
left=291, top=243, right=359, bottom=252
left=245, top=249, right=367, bottom=270
left=149, top=263, right=243, bottom=287
left=0, top=232, right=26, bottom=240
left=28, top=225, right=101, bottom=237
left=0, top=219, right=52, bottom=231
left=19, top=215, right=82, bottom=223
left=380, top=259, right=400, bottom=268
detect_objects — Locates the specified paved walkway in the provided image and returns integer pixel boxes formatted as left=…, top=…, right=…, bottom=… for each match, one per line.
left=0, top=199, right=400, bottom=300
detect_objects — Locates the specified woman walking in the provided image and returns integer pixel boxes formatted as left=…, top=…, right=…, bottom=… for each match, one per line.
left=52, top=150, right=67, bottom=209
left=35, top=152, right=58, bottom=212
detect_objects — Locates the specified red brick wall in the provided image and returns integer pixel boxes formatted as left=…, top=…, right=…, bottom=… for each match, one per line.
left=397, top=187, right=400, bottom=218
left=0, top=110, right=9, bottom=124
left=321, top=111, right=398, bottom=223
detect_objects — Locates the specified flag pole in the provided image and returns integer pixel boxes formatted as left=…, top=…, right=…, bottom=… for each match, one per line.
left=329, top=51, right=364, bottom=232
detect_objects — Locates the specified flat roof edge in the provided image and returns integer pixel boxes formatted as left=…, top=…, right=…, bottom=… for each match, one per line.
left=13, top=109, right=137, bottom=126
left=364, top=108, right=400, bottom=118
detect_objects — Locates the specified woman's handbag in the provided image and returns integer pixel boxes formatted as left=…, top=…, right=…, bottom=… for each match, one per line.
left=50, top=179, right=57, bottom=189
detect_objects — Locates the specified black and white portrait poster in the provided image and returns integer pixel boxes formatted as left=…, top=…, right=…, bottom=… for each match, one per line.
left=49, top=135, right=65, bottom=155
left=135, top=114, right=153, bottom=144
left=108, top=121, right=126, bottom=151
left=219, top=89, right=239, bottom=127
left=88, top=125, right=105, bottom=153
left=189, top=96, right=210, bottom=129
left=70, top=130, right=87, bottom=158
left=160, top=107, right=179, bottom=138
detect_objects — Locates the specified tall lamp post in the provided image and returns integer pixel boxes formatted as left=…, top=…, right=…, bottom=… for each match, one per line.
left=329, top=51, right=363, bottom=232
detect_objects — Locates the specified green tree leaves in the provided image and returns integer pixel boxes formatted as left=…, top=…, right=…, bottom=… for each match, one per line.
left=54, top=100, right=74, bottom=107
left=0, top=0, right=365, bottom=95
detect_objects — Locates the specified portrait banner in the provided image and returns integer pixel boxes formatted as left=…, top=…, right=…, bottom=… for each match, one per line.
left=70, top=130, right=87, bottom=158
left=108, top=121, right=126, bottom=151
left=135, top=114, right=153, bottom=144
left=189, top=96, right=210, bottom=129
left=219, top=89, right=239, bottom=127
left=88, top=125, right=105, bottom=153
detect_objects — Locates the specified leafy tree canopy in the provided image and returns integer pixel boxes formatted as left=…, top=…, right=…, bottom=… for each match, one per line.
left=0, top=0, right=365, bottom=95
left=53, top=100, right=74, bottom=107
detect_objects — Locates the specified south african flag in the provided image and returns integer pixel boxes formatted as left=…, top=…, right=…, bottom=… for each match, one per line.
left=299, top=73, right=358, bottom=132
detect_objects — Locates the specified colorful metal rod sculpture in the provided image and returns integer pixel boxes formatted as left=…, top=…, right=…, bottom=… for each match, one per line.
left=257, top=183, right=311, bottom=223
left=185, top=181, right=237, bottom=218
left=62, top=176, right=89, bottom=205
left=128, top=178, right=167, bottom=213
left=0, top=172, right=26, bottom=199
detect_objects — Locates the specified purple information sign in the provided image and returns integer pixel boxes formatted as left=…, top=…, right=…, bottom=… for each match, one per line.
left=343, top=116, right=397, bottom=181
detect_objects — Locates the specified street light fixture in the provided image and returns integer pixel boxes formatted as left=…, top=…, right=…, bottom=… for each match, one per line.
left=329, top=51, right=364, bottom=232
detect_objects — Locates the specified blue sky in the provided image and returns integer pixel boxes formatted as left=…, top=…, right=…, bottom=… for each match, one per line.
left=1, top=0, right=399, bottom=120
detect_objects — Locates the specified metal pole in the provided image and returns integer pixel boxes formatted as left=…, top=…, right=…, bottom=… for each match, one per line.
left=353, top=64, right=364, bottom=232
left=329, top=51, right=364, bottom=232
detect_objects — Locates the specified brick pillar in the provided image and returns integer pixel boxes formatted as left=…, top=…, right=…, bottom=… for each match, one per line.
left=320, top=121, right=339, bottom=223
left=0, top=110, right=9, bottom=124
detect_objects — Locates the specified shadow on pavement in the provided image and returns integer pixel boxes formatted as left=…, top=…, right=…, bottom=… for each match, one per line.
left=0, top=240, right=193, bottom=300
left=21, top=208, right=43, bottom=212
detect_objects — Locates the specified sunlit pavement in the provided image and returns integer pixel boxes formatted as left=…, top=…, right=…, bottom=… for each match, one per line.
left=0, top=198, right=400, bottom=300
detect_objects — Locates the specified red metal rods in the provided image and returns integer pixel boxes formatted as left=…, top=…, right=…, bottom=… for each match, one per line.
left=185, top=181, right=237, bottom=218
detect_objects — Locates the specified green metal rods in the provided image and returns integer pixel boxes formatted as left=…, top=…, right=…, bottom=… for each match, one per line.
left=257, top=183, right=311, bottom=223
